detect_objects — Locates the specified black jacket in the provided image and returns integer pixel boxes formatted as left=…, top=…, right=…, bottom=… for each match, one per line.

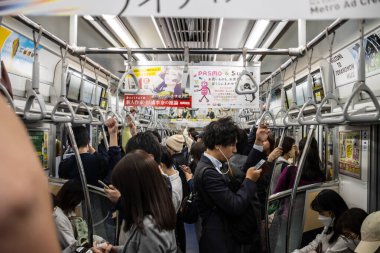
left=59, top=146, right=121, bottom=187
left=243, top=146, right=274, bottom=220
left=194, top=154, right=257, bottom=253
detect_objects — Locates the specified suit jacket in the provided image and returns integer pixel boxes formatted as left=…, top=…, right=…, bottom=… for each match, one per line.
left=194, top=154, right=257, bottom=253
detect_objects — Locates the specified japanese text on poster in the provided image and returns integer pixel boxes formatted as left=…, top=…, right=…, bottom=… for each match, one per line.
left=339, top=130, right=361, bottom=179
left=190, top=66, right=260, bottom=109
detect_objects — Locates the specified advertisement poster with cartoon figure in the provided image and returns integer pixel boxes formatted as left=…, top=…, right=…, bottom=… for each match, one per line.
left=190, top=66, right=260, bottom=109
left=124, top=66, right=192, bottom=108
left=0, top=26, right=42, bottom=78
left=339, top=130, right=361, bottom=179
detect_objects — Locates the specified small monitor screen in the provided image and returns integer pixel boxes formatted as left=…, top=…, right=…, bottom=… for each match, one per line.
left=82, top=80, right=93, bottom=104
left=91, top=86, right=102, bottom=106
left=67, top=73, right=81, bottom=101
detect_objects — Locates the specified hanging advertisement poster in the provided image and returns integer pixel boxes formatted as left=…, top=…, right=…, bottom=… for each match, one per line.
left=124, top=66, right=192, bottom=108
left=0, top=26, right=42, bottom=78
left=338, top=130, right=361, bottom=179
left=331, top=28, right=380, bottom=87
left=190, top=65, right=260, bottom=109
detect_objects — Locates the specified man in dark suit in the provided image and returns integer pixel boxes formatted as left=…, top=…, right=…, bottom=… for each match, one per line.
left=193, top=117, right=262, bottom=253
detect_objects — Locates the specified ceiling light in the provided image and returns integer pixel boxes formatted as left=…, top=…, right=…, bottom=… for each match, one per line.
left=245, top=20, right=271, bottom=49
left=214, top=18, right=223, bottom=62
left=252, top=21, right=288, bottom=62
left=83, top=15, right=94, bottom=21
left=102, top=15, right=147, bottom=61
left=151, top=16, right=172, bottom=61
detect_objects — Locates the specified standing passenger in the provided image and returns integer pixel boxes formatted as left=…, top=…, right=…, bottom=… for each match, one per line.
left=194, top=117, right=262, bottom=253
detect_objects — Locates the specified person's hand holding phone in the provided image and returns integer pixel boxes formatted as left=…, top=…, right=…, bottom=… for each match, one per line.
left=104, top=184, right=121, bottom=203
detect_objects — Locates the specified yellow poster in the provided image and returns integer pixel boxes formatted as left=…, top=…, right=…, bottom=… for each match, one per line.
left=0, top=26, right=12, bottom=51
left=338, top=131, right=361, bottom=179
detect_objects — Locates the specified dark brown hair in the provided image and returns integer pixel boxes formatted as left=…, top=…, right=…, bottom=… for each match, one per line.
left=112, top=150, right=176, bottom=233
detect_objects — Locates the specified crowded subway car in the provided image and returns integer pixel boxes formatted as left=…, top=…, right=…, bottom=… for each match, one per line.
left=1, top=2, right=380, bottom=253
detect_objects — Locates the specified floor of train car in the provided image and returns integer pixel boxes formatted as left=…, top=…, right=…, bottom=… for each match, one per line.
left=186, top=224, right=199, bottom=253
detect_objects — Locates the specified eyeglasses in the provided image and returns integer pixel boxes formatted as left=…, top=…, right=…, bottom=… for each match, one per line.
left=342, top=231, right=358, bottom=240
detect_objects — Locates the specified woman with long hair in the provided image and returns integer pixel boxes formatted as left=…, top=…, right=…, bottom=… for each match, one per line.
left=93, top=150, right=177, bottom=253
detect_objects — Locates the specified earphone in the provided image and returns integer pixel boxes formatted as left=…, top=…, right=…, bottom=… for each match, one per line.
left=217, top=146, right=231, bottom=175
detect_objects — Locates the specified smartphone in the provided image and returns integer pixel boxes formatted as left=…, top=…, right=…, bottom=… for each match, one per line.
left=97, top=180, right=110, bottom=189
left=254, top=159, right=266, bottom=170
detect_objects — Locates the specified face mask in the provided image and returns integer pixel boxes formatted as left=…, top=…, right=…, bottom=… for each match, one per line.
left=318, top=214, right=333, bottom=227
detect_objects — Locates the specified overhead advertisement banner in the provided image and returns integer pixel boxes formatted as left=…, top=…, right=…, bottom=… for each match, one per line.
left=190, top=66, right=260, bottom=109
left=0, top=26, right=42, bottom=78
left=124, top=66, right=191, bottom=108
left=1, top=0, right=379, bottom=19
left=330, top=28, right=380, bottom=87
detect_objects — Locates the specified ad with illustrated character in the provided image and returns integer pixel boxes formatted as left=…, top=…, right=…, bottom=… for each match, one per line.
left=338, top=130, right=362, bottom=179
left=190, top=65, right=260, bottom=109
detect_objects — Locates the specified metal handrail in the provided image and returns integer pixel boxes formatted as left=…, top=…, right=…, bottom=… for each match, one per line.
left=342, top=20, right=380, bottom=122
left=64, top=123, right=94, bottom=246
left=258, top=78, right=276, bottom=126
left=268, top=180, right=339, bottom=202
left=286, top=125, right=317, bottom=253
left=264, top=126, right=287, bottom=252
left=118, top=49, right=140, bottom=94
left=51, top=47, right=76, bottom=123
left=24, top=28, right=47, bottom=121
left=297, top=49, right=318, bottom=125
left=235, top=48, right=258, bottom=95
left=283, top=60, right=301, bottom=126
left=74, top=58, right=93, bottom=124
left=316, top=31, right=345, bottom=125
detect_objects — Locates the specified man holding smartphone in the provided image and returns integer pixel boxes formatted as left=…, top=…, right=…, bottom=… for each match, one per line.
left=193, top=117, right=263, bottom=253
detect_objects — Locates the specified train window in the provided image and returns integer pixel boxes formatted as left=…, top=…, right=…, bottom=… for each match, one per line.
left=82, top=80, right=93, bottom=104
left=91, top=86, right=102, bottom=106
left=66, top=72, right=81, bottom=102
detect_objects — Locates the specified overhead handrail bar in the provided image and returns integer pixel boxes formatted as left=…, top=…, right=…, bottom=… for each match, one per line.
left=64, top=123, right=94, bottom=246
left=74, top=57, right=93, bottom=124
left=316, top=30, right=345, bottom=124
left=261, top=19, right=348, bottom=86
left=24, top=27, right=47, bottom=121
left=342, top=20, right=380, bottom=122
left=15, top=15, right=120, bottom=82
left=235, top=47, right=258, bottom=95
left=79, top=47, right=303, bottom=56
left=51, top=46, right=76, bottom=123
left=286, top=125, right=317, bottom=253
left=274, top=69, right=287, bottom=127
left=283, top=59, right=300, bottom=126
left=297, top=47, right=318, bottom=125
left=118, top=48, right=139, bottom=94
left=257, top=77, right=276, bottom=126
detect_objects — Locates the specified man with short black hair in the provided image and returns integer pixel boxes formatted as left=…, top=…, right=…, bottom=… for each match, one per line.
left=194, top=117, right=262, bottom=253
left=59, top=118, right=120, bottom=187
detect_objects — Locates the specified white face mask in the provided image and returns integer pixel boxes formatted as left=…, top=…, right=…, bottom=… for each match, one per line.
left=318, top=214, right=333, bottom=227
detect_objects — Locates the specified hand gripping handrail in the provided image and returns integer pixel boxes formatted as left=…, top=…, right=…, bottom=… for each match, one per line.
left=342, top=20, right=380, bottom=122
left=24, top=28, right=47, bottom=121
left=297, top=48, right=318, bottom=125
left=316, top=30, right=345, bottom=124
left=74, top=58, right=93, bottom=124
left=235, top=47, right=258, bottom=95
left=64, top=123, right=94, bottom=246
left=51, top=46, right=76, bottom=123
left=258, top=77, right=276, bottom=126
left=118, top=48, right=140, bottom=94
left=283, top=60, right=300, bottom=126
